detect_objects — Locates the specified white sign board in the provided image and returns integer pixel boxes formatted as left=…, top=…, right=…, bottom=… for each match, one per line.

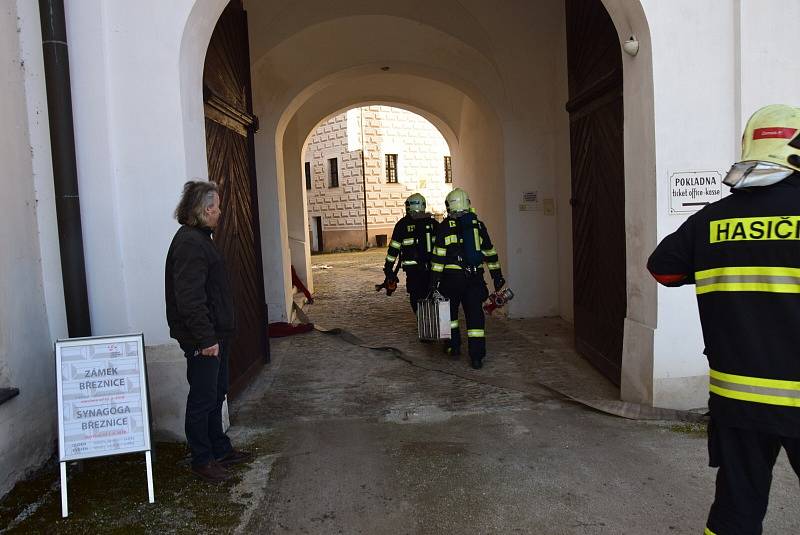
left=669, top=170, right=723, bottom=214
left=519, top=190, right=540, bottom=211
left=56, top=334, right=152, bottom=461
left=55, top=333, right=154, bottom=516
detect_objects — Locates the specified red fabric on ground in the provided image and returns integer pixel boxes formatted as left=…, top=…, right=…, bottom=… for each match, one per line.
left=268, top=322, right=314, bottom=338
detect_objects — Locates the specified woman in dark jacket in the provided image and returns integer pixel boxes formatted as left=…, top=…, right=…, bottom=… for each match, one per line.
left=165, top=180, right=250, bottom=482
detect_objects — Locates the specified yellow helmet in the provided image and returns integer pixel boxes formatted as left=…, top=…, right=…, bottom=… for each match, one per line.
left=445, top=188, right=470, bottom=215
left=723, top=104, right=800, bottom=189
left=405, top=193, right=426, bottom=215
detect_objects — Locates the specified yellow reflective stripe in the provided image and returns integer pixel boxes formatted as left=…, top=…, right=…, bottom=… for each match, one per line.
left=482, top=248, right=497, bottom=256
left=434, top=247, right=447, bottom=256
left=695, top=266, right=800, bottom=294
left=450, top=320, right=459, bottom=328
left=710, top=369, right=800, bottom=392
left=445, top=264, right=462, bottom=270
left=709, top=368, right=800, bottom=408
left=390, top=240, right=402, bottom=248
left=710, top=384, right=800, bottom=408
left=386, top=254, right=397, bottom=262
left=444, top=235, right=457, bottom=245
left=709, top=216, right=800, bottom=243
left=473, top=227, right=481, bottom=252
left=696, top=266, right=800, bottom=278
left=697, top=283, right=800, bottom=295
left=467, top=329, right=485, bottom=337
left=487, top=262, right=501, bottom=270
left=402, top=238, right=415, bottom=245
left=431, top=263, right=444, bottom=272
left=426, top=232, right=431, bottom=253
left=402, top=260, right=418, bottom=266
left=704, top=528, right=717, bottom=535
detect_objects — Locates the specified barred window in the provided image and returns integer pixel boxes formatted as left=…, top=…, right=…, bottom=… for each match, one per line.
left=444, top=156, right=453, bottom=183
left=386, top=154, right=398, bottom=183
left=305, top=162, right=312, bottom=190
left=328, top=158, right=339, bottom=188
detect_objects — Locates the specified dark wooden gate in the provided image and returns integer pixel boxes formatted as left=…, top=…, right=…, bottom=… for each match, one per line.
left=203, top=0, right=268, bottom=396
left=565, top=0, right=626, bottom=385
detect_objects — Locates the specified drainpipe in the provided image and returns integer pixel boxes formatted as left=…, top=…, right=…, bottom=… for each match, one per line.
left=39, top=0, right=92, bottom=337
left=360, top=107, right=369, bottom=248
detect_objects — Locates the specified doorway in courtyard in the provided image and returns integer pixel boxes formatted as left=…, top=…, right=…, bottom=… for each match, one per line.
left=565, top=0, right=627, bottom=386
left=302, top=105, right=453, bottom=255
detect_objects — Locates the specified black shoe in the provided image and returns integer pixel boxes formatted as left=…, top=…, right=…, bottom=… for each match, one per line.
left=470, top=358, right=483, bottom=369
left=191, top=460, right=231, bottom=483
left=216, top=449, right=253, bottom=467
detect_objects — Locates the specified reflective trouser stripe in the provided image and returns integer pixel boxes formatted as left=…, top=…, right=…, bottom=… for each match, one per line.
left=445, top=264, right=462, bottom=270
left=431, top=263, right=444, bottom=272
left=467, top=329, right=485, bottom=337
left=709, top=368, right=800, bottom=408
left=450, top=320, right=459, bottom=328
left=402, top=238, right=415, bottom=245
left=402, top=260, right=418, bottom=266
left=390, top=240, right=402, bottom=248
left=482, top=248, right=497, bottom=256
left=386, top=254, right=397, bottom=262
left=696, top=266, right=800, bottom=294
left=704, top=528, right=717, bottom=535
left=487, top=262, right=500, bottom=270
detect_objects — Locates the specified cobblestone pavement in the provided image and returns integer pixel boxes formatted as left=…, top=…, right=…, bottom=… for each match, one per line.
left=231, top=249, right=799, bottom=535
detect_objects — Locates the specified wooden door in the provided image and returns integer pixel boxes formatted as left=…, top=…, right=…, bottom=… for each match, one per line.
left=565, top=0, right=626, bottom=385
left=203, top=0, right=268, bottom=396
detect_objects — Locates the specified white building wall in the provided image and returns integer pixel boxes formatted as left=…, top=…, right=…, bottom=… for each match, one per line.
left=0, top=0, right=61, bottom=498
left=305, top=106, right=451, bottom=250
left=638, top=0, right=800, bottom=409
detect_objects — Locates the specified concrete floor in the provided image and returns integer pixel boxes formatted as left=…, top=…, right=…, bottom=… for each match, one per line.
left=227, top=249, right=798, bottom=534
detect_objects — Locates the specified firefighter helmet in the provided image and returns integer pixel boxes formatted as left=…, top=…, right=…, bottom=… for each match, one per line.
left=445, top=188, right=470, bottom=215
left=405, top=193, right=426, bottom=215
left=724, top=104, right=800, bottom=189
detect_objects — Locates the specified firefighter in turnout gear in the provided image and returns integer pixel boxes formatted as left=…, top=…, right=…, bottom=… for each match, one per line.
left=383, top=193, right=439, bottom=313
left=429, top=188, right=505, bottom=369
left=648, top=104, right=800, bottom=535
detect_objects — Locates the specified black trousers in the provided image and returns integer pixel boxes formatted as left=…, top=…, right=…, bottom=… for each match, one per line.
left=183, top=339, right=233, bottom=467
left=405, top=269, right=430, bottom=313
left=706, top=420, right=800, bottom=535
left=439, top=272, right=489, bottom=360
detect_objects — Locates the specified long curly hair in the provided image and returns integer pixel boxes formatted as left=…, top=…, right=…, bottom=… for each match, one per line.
left=174, top=180, right=219, bottom=227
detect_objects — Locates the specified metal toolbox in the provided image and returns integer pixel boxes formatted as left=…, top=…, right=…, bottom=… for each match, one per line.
left=417, top=291, right=451, bottom=340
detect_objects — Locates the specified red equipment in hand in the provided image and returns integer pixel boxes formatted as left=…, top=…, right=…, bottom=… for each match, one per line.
left=483, top=287, right=514, bottom=314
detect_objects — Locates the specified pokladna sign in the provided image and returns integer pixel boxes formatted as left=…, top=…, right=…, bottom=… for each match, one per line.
left=669, top=170, right=723, bottom=214
left=55, top=333, right=154, bottom=517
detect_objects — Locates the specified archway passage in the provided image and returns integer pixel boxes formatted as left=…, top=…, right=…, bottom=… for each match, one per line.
left=566, top=0, right=626, bottom=385
left=203, top=0, right=269, bottom=395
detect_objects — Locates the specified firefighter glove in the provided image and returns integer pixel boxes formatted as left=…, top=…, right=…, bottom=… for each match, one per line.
left=493, top=275, right=506, bottom=292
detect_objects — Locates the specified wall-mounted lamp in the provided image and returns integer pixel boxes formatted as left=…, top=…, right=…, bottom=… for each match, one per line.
left=622, top=36, right=639, bottom=57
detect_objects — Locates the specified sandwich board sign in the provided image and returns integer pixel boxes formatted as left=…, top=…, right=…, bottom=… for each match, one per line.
left=55, top=333, right=154, bottom=517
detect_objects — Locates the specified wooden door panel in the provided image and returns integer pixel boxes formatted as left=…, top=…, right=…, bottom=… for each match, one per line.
left=566, top=0, right=626, bottom=385
left=204, top=0, right=268, bottom=396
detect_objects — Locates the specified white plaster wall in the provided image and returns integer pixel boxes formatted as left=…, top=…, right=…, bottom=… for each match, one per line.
left=0, top=0, right=59, bottom=497
left=640, top=0, right=737, bottom=409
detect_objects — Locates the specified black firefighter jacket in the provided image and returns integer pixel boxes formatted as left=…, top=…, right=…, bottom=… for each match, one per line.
left=647, top=173, right=800, bottom=436
left=165, top=225, right=236, bottom=350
